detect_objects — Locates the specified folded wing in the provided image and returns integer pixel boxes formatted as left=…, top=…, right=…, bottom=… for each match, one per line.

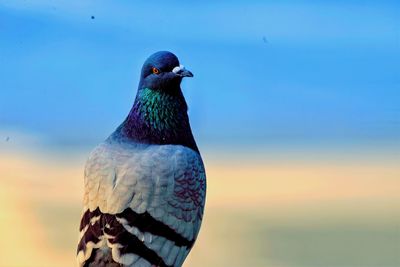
left=77, top=143, right=206, bottom=267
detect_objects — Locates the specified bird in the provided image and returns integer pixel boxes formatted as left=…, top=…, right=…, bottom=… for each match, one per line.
left=77, top=51, right=206, bottom=267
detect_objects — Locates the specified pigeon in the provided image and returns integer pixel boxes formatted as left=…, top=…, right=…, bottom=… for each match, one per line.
left=77, top=51, right=206, bottom=267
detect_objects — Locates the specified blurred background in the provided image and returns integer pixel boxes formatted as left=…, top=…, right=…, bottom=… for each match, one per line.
left=0, top=1, right=399, bottom=266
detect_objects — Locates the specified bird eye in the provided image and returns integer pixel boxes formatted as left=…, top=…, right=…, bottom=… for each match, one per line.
left=152, top=67, right=160, bottom=74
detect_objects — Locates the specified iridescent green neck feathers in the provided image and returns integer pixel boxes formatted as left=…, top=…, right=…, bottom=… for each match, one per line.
left=115, top=87, right=198, bottom=152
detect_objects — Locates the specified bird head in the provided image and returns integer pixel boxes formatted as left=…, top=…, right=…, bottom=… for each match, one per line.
left=138, top=51, right=193, bottom=92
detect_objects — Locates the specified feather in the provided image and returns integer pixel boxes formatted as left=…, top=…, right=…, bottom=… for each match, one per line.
left=77, top=143, right=206, bottom=267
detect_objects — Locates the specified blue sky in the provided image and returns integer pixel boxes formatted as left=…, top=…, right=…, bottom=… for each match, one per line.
left=1, top=1, right=399, bottom=150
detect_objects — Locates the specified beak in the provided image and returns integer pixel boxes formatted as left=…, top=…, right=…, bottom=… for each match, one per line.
left=172, top=65, right=194, bottom=78
left=179, top=69, right=194, bottom=77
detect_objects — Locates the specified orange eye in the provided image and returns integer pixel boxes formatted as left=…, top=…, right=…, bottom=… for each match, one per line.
left=152, top=67, right=160, bottom=74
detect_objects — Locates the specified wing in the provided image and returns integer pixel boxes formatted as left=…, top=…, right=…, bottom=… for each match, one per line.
left=77, top=142, right=206, bottom=267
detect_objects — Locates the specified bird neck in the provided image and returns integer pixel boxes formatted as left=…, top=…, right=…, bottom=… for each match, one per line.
left=115, top=87, right=198, bottom=152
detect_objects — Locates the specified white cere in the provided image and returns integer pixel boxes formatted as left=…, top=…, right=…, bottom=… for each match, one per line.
left=172, top=64, right=185, bottom=74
